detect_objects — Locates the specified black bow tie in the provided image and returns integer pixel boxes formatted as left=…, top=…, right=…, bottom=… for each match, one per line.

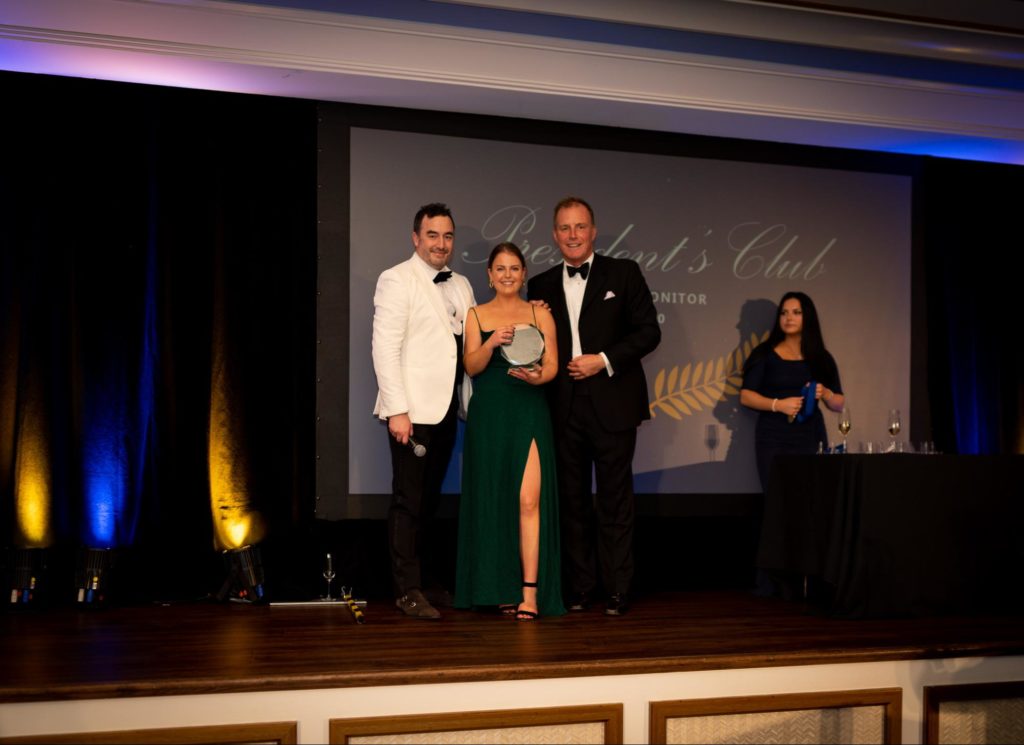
left=433, top=271, right=452, bottom=284
left=567, top=263, right=589, bottom=280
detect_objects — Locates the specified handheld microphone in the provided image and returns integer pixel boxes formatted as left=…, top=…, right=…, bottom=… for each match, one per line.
left=408, top=437, right=426, bottom=457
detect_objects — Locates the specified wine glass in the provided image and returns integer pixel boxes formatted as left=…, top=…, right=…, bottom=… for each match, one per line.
left=837, top=407, right=852, bottom=451
left=705, top=423, right=719, bottom=462
left=887, top=409, right=901, bottom=451
left=322, top=552, right=336, bottom=600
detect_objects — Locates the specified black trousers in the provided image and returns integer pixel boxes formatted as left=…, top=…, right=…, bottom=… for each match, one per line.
left=556, top=392, right=637, bottom=598
left=386, top=391, right=458, bottom=597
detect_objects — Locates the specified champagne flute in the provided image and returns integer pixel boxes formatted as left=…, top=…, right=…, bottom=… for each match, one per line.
left=322, top=552, right=336, bottom=600
left=887, top=409, right=901, bottom=451
left=838, top=406, right=852, bottom=451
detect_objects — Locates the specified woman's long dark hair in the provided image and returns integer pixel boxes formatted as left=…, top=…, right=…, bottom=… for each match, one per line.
left=744, top=291, right=832, bottom=381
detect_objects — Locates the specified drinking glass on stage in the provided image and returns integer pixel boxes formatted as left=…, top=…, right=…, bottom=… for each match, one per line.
left=322, top=553, right=336, bottom=600
left=887, top=409, right=901, bottom=451
left=838, top=406, right=852, bottom=452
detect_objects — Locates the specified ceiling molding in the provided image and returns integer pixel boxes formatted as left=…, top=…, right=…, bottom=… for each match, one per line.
left=3, top=0, right=1023, bottom=162
left=433, top=0, right=1024, bottom=64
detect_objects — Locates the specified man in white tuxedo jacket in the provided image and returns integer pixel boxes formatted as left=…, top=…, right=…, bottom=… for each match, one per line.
left=372, top=203, right=475, bottom=619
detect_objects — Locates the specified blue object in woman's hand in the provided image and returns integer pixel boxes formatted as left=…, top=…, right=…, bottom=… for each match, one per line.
left=794, top=380, right=817, bottom=423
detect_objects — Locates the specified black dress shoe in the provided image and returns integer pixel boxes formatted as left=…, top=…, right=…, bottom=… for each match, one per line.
left=423, top=587, right=454, bottom=608
left=604, top=593, right=630, bottom=616
left=566, top=591, right=592, bottom=611
left=395, top=588, right=441, bottom=619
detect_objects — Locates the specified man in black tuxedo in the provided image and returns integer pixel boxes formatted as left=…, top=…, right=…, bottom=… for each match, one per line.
left=527, top=196, right=661, bottom=616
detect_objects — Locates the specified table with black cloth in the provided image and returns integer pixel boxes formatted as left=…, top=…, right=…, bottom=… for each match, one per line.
left=756, top=454, right=1024, bottom=618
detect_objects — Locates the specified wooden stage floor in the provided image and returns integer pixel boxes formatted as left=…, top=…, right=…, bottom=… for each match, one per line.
left=3, top=590, right=1023, bottom=704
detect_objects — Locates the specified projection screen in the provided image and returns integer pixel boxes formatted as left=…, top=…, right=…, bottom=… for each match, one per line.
left=343, top=127, right=911, bottom=504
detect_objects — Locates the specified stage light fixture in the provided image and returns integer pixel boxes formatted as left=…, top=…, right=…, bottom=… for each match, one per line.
left=217, top=544, right=265, bottom=603
left=7, top=547, right=47, bottom=605
left=75, top=547, right=116, bottom=605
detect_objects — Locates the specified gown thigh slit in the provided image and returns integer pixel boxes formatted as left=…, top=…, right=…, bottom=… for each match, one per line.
left=518, top=439, right=541, bottom=581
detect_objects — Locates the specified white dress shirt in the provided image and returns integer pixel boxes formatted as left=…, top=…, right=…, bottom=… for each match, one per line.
left=414, top=255, right=464, bottom=334
left=562, top=258, right=613, bottom=376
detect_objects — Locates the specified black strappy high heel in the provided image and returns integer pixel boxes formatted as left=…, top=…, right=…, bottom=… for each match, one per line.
left=516, top=581, right=539, bottom=621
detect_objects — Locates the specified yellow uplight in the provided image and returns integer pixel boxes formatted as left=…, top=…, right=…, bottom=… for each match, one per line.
left=14, top=421, right=52, bottom=548
left=207, top=339, right=263, bottom=552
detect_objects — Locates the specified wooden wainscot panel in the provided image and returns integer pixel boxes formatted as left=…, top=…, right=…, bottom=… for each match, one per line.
left=650, top=688, right=902, bottom=745
left=330, top=703, right=623, bottom=744
left=923, top=680, right=1024, bottom=745
left=0, top=721, right=298, bottom=745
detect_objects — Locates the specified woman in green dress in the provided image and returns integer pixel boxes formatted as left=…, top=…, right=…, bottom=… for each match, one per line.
left=455, top=242, right=565, bottom=619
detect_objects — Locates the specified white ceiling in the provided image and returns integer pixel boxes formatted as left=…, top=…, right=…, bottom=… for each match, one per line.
left=2, top=0, right=1023, bottom=163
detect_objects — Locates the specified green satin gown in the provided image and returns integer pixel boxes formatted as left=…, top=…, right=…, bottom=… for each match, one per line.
left=454, top=326, right=565, bottom=616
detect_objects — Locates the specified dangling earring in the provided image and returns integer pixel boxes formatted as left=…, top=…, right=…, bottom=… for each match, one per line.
left=488, top=279, right=493, bottom=288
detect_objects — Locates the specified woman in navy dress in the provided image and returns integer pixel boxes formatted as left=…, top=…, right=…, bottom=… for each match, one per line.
left=740, top=292, right=846, bottom=493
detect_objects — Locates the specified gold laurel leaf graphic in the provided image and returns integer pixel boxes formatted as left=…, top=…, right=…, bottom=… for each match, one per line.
left=670, top=395, right=693, bottom=415
left=693, top=388, right=714, bottom=407
left=667, top=365, right=679, bottom=394
left=655, top=399, right=682, bottom=420
left=706, top=381, right=726, bottom=400
left=677, top=363, right=692, bottom=391
left=648, top=330, right=770, bottom=418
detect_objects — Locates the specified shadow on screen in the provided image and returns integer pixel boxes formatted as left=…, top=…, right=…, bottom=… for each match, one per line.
left=634, top=298, right=776, bottom=493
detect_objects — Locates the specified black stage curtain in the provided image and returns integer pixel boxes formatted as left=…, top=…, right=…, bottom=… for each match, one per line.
left=919, top=157, right=1024, bottom=456
left=0, top=72, right=317, bottom=602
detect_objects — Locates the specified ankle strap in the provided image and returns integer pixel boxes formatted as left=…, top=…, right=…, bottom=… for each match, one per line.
left=523, top=581, right=538, bottom=588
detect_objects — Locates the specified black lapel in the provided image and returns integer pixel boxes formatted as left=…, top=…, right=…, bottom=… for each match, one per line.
left=580, top=255, right=606, bottom=316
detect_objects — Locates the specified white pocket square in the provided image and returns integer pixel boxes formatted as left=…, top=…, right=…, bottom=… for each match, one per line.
left=604, top=290, right=616, bottom=300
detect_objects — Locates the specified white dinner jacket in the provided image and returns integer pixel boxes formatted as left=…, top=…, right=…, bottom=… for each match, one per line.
left=372, top=255, right=475, bottom=424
